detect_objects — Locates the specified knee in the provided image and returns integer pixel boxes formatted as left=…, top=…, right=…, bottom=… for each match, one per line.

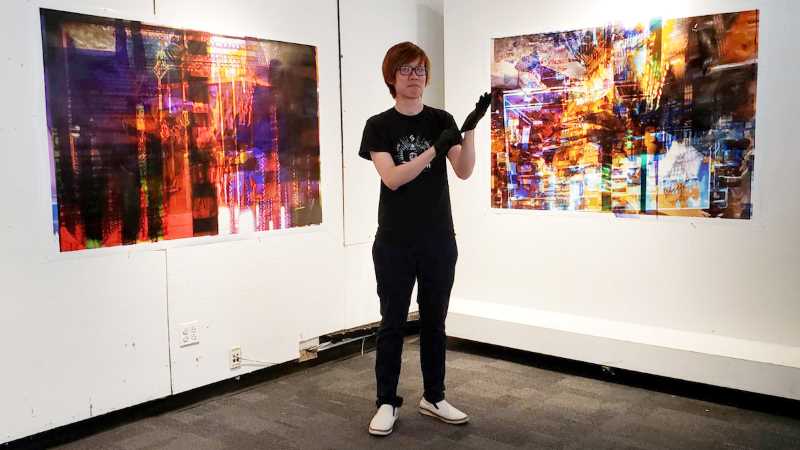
left=378, top=320, right=405, bottom=337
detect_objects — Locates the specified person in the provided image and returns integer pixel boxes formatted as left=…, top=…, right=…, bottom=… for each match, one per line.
left=358, top=41, right=490, bottom=437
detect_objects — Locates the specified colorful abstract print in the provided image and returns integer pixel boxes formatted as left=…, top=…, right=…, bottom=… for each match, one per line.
left=490, top=10, right=758, bottom=219
left=41, top=9, right=322, bottom=251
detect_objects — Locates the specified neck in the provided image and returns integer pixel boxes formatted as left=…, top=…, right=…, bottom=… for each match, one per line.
left=394, top=96, right=424, bottom=116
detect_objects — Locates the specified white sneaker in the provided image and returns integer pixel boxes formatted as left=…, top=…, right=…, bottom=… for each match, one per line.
left=418, top=398, right=469, bottom=424
left=369, top=404, right=399, bottom=436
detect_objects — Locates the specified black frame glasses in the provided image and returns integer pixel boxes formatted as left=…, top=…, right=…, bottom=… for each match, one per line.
left=397, top=65, right=427, bottom=77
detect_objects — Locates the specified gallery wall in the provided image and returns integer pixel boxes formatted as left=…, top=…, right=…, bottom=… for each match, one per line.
left=443, top=0, right=800, bottom=399
left=0, top=0, right=441, bottom=443
left=152, top=0, right=347, bottom=397
left=3, top=0, right=797, bottom=444
left=340, top=0, right=444, bottom=327
left=2, top=2, right=171, bottom=443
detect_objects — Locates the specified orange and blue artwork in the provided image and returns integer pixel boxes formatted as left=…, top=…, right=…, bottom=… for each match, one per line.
left=41, top=9, right=321, bottom=251
left=490, top=10, right=758, bottom=219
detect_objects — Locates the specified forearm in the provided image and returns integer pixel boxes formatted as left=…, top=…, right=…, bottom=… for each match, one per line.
left=453, top=130, right=476, bottom=179
left=383, top=147, right=436, bottom=190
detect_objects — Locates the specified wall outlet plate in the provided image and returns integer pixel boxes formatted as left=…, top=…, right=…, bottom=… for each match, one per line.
left=230, top=347, right=242, bottom=369
left=179, top=321, right=200, bottom=347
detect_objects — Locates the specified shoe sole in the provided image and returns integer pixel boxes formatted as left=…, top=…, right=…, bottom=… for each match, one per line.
left=418, top=407, right=470, bottom=425
left=369, top=419, right=397, bottom=436
left=368, top=426, right=393, bottom=436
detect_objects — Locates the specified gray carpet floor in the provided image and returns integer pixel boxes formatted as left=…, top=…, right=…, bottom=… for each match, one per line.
left=55, top=336, right=800, bottom=449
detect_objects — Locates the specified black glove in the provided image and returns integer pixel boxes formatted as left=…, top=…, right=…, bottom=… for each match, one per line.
left=433, top=127, right=462, bottom=157
left=460, top=92, right=491, bottom=132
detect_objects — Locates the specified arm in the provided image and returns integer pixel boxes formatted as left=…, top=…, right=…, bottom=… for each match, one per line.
left=449, top=92, right=490, bottom=180
left=447, top=130, right=475, bottom=180
left=368, top=127, right=462, bottom=190
left=370, top=147, right=436, bottom=191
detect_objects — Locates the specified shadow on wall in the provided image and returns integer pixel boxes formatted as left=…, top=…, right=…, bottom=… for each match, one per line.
left=417, top=2, right=444, bottom=109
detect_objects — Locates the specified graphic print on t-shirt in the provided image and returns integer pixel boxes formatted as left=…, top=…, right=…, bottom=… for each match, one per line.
left=395, top=134, right=432, bottom=170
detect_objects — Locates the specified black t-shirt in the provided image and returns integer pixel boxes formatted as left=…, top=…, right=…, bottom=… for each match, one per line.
left=359, top=105, right=457, bottom=243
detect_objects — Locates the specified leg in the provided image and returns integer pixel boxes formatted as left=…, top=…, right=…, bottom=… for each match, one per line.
left=373, top=238, right=415, bottom=408
left=416, top=234, right=457, bottom=404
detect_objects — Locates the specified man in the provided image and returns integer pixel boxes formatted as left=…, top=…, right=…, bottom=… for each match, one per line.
left=358, top=41, right=490, bottom=436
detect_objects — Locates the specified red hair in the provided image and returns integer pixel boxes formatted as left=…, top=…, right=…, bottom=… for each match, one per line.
left=382, top=42, right=431, bottom=98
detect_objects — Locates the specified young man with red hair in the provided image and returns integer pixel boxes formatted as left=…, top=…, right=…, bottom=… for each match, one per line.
left=359, top=41, right=490, bottom=436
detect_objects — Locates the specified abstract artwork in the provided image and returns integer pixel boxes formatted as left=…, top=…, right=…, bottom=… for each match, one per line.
left=491, top=10, right=758, bottom=219
left=41, top=9, right=321, bottom=251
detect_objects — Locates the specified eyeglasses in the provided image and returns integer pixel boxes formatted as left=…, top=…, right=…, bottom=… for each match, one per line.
left=397, top=65, right=427, bottom=77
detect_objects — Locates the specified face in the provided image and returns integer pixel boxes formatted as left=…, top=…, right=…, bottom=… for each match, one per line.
left=392, top=57, right=427, bottom=100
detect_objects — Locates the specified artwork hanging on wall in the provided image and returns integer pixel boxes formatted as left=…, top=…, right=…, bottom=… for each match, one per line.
left=40, top=9, right=322, bottom=252
left=490, top=10, right=758, bottom=219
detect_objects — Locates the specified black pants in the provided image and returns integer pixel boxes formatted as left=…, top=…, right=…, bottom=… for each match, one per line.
left=372, top=232, right=458, bottom=408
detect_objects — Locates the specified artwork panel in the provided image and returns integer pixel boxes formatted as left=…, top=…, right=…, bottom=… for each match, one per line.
left=490, top=10, right=758, bottom=220
left=40, top=9, right=322, bottom=252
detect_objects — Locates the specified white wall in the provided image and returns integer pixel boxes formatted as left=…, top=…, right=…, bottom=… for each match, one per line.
left=340, top=0, right=445, bottom=326
left=341, top=0, right=445, bottom=247
left=0, top=0, right=348, bottom=443
left=443, top=0, right=800, bottom=399
left=5, top=0, right=797, bottom=443
left=0, top=1, right=171, bottom=444
left=0, top=0, right=448, bottom=443
left=153, top=0, right=347, bottom=396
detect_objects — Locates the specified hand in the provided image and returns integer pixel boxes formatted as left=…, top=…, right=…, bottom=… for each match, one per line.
left=433, top=127, right=462, bottom=157
left=460, top=92, right=491, bottom=132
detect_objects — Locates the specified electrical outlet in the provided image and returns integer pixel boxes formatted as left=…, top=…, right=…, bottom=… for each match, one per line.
left=230, top=347, right=242, bottom=369
left=179, top=321, right=200, bottom=347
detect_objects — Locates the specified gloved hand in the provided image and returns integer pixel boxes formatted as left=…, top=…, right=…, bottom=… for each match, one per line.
left=460, top=92, right=491, bottom=132
left=433, top=127, right=462, bottom=157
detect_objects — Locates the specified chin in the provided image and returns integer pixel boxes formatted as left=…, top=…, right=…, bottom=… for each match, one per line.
left=401, top=89, right=423, bottom=99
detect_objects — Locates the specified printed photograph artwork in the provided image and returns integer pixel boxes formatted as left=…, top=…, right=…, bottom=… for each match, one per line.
left=490, top=10, right=758, bottom=219
left=41, top=9, right=322, bottom=252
